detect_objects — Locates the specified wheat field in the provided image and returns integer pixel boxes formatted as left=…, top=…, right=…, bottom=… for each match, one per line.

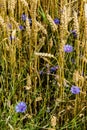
left=0, top=0, right=87, bottom=130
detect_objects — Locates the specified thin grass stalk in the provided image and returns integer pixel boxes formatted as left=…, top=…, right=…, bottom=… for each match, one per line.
left=0, top=0, right=6, bottom=17
left=30, top=0, right=38, bottom=115
left=59, top=7, right=67, bottom=99
left=56, top=2, right=68, bottom=128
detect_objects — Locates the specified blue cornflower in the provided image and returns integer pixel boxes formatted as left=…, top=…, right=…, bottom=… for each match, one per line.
left=54, top=18, right=60, bottom=25
left=21, top=14, right=26, bottom=21
left=50, top=66, right=58, bottom=73
left=19, top=25, right=24, bottom=30
left=70, top=85, right=80, bottom=94
left=64, top=44, right=73, bottom=53
left=15, top=102, right=27, bottom=113
left=70, top=30, right=77, bottom=38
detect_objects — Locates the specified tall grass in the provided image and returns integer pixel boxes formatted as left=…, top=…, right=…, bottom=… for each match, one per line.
left=0, top=0, right=87, bottom=129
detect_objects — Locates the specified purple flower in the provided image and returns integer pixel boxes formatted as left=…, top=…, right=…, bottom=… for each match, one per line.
left=21, top=14, right=26, bottom=21
left=19, top=25, right=24, bottom=30
left=70, top=86, right=80, bottom=94
left=50, top=66, right=58, bottom=73
left=64, top=44, right=73, bottom=53
left=70, top=30, right=77, bottom=38
left=54, top=18, right=60, bottom=24
left=15, top=102, right=27, bottom=113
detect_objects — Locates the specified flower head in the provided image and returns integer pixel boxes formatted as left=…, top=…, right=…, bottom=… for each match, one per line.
left=64, top=44, right=73, bottom=53
left=21, top=14, right=26, bottom=21
left=70, top=86, right=80, bottom=94
left=70, top=30, right=77, bottom=38
left=50, top=66, right=58, bottom=73
left=54, top=18, right=60, bottom=25
left=19, top=25, right=24, bottom=30
left=15, top=101, right=27, bottom=113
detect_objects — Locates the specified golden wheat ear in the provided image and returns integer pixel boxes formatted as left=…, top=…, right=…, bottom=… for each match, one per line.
left=46, top=13, right=57, bottom=32
left=34, top=52, right=54, bottom=58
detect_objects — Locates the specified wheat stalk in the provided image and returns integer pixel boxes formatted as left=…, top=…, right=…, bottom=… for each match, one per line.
left=10, top=17, right=19, bottom=29
left=46, top=13, right=57, bottom=32
left=73, top=11, right=79, bottom=38
left=36, top=21, right=47, bottom=35
left=20, top=0, right=28, bottom=8
left=0, top=0, right=6, bottom=11
left=8, top=0, right=16, bottom=16
left=26, top=17, right=31, bottom=37
left=0, top=15, right=5, bottom=27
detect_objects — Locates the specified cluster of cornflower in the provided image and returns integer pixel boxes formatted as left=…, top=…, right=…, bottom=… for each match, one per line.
left=20, top=14, right=32, bottom=30
left=63, top=32, right=80, bottom=94
left=54, top=19, right=76, bottom=53
left=9, top=14, right=32, bottom=40
left=13, top=16, right=79, bottom=114
left=15, top=85, right=80, bottom=113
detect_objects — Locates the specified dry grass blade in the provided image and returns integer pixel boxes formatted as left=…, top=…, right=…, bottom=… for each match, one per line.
left=35, top=96, right=42, bottom=102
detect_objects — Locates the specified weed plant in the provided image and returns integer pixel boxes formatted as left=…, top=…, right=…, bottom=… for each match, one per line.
left=0, top=0, right=87, bottom=130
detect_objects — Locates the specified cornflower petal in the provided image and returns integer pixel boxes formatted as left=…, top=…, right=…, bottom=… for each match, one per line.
left=50, top=66, right=58, bottom=73
left=15, top=101, right=27, bottom=113
left=70, top=86, right=80, bottom=94
left=54, top=18, right=60, bottom=24
left=19, top=25, right=24, bottom=30
left=21, top=14, right=26, bottom=21
left=64, top=44, right=73, bottom=53
left=70, top=30, right=77, bottom=38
